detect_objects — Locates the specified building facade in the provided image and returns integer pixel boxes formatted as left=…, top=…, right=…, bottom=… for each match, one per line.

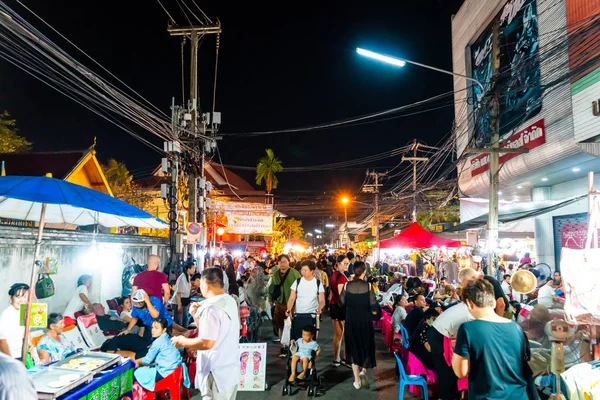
left=452, top=0, right=600, bottom=268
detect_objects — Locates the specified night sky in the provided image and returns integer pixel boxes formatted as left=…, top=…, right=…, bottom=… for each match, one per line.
left=0, top=0, right=464, bottom=225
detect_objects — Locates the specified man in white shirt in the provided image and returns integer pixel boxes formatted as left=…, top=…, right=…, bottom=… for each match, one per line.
left=501, top=274, right=512, bottom=299
left=538, top=277, right=562, bottom=308
left=172, top=268, right=239, bottom=400
left=286, top=260, right=325, bottom=339
left=428, top=302, right=474, bottom=400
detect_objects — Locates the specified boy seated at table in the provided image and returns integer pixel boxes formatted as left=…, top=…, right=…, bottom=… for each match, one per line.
left=134, top=318, right=184, bottom=391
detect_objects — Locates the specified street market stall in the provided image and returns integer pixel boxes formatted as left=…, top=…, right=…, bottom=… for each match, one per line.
left=0, top=175, right=167, bottom=369
left=378, top=223, right=463, bottom=277
left=31, top=352, right=134, bottom=400
left=379, top=223, right=463, bottom=250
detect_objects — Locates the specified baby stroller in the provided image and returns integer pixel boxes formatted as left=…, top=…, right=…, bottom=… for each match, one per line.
left=281, top=313, right=324, bottom=397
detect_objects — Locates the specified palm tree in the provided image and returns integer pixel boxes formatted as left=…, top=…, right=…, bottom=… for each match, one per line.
left=255, top=148, right=283, bottom=194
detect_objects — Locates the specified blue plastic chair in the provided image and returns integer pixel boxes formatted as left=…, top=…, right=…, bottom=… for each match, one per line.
left=393, top=353, right=429, bottom=400
left=399, top=325, right=409, bottom=349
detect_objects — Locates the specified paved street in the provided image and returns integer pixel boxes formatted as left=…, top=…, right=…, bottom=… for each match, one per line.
left=191, top=312, right=420, bottom=399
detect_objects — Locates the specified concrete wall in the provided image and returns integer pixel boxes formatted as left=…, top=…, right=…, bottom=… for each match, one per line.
left=0, top=226, right=169, bottom=314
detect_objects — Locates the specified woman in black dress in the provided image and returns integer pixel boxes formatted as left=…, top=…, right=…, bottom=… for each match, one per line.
left=339, top=262, right=377, bottom=390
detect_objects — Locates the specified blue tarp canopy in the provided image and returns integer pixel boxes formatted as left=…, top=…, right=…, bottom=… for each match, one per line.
left=0, top=176, right=167, bottom=228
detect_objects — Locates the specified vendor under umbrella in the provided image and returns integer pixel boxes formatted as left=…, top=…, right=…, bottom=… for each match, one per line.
left=37, top=313, right=76, bottom=365
left=0, top=283, right=30, bottom=359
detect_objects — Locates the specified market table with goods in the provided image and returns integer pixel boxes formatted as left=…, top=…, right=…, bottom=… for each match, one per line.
left=29, top=351, right=134, bottom=400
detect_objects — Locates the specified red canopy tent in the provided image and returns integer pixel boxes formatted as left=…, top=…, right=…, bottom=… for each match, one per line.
left=379, top=222, right=462, bottom=249
left=283, top=239, right=309, bottom=248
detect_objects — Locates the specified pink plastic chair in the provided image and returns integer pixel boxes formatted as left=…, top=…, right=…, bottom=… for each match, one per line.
left=406, top=352, right=436, bottom=397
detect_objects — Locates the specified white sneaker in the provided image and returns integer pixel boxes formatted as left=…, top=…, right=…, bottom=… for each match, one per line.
left=359, top=371, right=370, bottom=389
left=353, top=381, right=361, bottom=390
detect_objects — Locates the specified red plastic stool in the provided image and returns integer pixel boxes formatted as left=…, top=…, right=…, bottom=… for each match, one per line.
left=143, top=365, right=188, bottom=400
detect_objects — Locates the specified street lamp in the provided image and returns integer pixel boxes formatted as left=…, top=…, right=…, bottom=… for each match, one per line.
left=340, top=197, right=350, bottom=246
left=356, top=47, right=484, bottom=92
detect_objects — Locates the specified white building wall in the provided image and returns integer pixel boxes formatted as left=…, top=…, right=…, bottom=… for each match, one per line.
left=452, top=0, right=579, bottom=198
left=0, top=227, right=169, bottom=314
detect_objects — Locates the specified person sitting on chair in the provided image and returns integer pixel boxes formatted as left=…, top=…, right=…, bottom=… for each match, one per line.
left=134, top=318, right=183, bottom=392
left=289, top=325, right=320, bottom=383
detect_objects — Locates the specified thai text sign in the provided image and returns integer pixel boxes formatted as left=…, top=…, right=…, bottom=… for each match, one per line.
left=213, top=201, right=273, bottom=235
left=20, top=303, right=47, bottom=327
left=470, top=119, right=546, bottom=177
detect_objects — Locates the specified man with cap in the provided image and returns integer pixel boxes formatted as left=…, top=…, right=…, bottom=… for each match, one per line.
left=101, top=289, right=177, bottom=359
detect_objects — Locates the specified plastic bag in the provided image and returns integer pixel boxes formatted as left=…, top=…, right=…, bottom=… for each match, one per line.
left=561, top=197, right=600, bottom=325
left=281, top=316, right=292, bottom=346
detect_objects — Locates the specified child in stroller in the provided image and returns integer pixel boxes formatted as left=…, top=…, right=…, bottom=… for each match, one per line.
left=282, top=316, right=325, bottom=397
left=289, top=324, right=320, bottom=382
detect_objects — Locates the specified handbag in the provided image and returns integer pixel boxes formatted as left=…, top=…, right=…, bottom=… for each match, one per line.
left=369, top=283, right=382, bottom=321
left=268, top=269, right=291, bottom=303
left=35, top=274, right=55, bottom=299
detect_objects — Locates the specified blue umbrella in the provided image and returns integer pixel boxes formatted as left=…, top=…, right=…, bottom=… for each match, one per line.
left=0, top=175, right=168, bottom=362
left=0, top=175, right=167, bottom=228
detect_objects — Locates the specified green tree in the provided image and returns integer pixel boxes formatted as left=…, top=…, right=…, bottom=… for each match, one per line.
left=274, top=217, right=304, bottom=241
left=0, top=111, right=31, bottom=153
left=416, top=190, right=460, bottom=228
left=102, top=159, right=152, bottom=211
left=255, top=148, right=283, bottom=194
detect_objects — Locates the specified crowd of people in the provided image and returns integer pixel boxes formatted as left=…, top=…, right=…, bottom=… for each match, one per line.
left=0, top=246, right=584, bottom=400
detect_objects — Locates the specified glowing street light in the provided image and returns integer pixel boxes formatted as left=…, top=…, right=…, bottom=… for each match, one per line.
left=356, top=48, right=406, bottom=67
left=314, top=229, right=322, bottom=234
left=340, top=196, right=350, bottom=246
left=356, top=47, right=484, bottom=92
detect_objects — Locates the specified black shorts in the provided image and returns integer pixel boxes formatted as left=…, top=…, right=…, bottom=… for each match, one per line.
left=330, top=303, right=345, bottom=321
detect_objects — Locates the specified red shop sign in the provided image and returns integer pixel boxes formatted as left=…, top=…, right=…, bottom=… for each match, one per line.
left=470, top=119, right=546, bottom=177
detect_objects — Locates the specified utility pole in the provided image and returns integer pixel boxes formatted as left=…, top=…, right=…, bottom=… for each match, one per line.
left=162, top=98, right=182, bottom=266
left=463, top=20, right=528, bottom=276
left=168, top=23, right=222, bottom=261
left=488, top=20, right=501, bottom=277
left=363, top=170, right=386, bottom=263
left=402, top=140, right=429, bottom=223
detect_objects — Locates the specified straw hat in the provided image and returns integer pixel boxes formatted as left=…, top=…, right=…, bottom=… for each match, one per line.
left=510, top=270, right=537, bottom=294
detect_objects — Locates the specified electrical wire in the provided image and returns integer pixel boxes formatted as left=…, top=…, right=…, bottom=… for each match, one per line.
left=155, top=0, right=177, bottom=26
left=220, top=146, right=411, bottom=172
left=13, top=0, right=169, bottom=120
left=222, top=89, right=467, bottom=137
left=0, top=2, right=218, bottom=157
left=214, top=144, right=243, bottom=201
